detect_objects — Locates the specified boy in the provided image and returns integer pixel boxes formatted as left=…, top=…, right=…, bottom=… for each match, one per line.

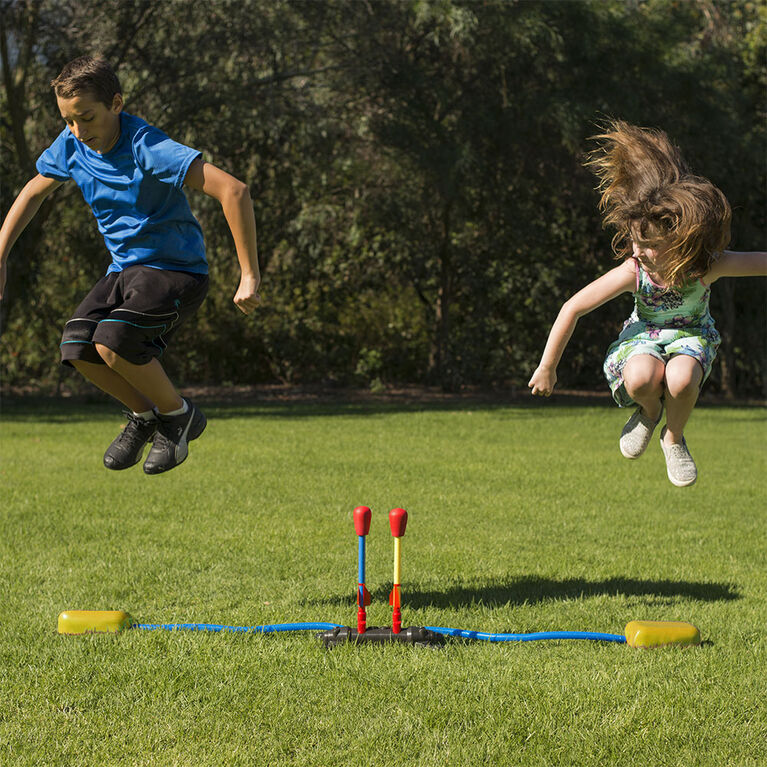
left=0, top=55, right=260, bottom=474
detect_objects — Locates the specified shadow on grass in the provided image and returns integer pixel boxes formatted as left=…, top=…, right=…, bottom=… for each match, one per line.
left=0, top=396, right=551, bottom=422
left=306, top=575, right=740, bottom=609
left=3, top=390, right=764, bottom=423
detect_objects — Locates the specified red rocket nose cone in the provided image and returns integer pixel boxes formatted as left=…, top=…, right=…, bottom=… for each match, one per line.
left=389, top=507, right=408, bottom=537
left=353, top=506, right=372, bottom=536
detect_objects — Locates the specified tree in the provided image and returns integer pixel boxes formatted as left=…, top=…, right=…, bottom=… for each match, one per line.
left=1, top=0, right=764, bottom=395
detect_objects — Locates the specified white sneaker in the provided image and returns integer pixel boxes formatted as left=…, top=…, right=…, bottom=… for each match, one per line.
left=620, top=403, right=663, bottom=459
left=659, top=426, right=697, bottom=487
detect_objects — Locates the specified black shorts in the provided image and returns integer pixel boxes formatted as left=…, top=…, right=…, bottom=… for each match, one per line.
left=60, top=265, right=209, bottom=367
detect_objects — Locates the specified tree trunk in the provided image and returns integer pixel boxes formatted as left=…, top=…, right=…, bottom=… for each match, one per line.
left=428, top=199, right=454, bottom=389
left=716, top=279, right=736, bottom=399
left=0, top=4, right=54, bottom=332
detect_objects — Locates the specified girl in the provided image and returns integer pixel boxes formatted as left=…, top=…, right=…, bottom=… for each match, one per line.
left=528, top=120, right=766, bottom=487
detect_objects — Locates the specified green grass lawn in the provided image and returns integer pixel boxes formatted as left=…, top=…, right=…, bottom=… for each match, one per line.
left=1, top=395, right=765, bottom=766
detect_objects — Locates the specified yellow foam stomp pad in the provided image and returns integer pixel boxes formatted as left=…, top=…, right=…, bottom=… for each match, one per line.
left=625, top=620, right=701, bottom=649
left=58, top=610, right=134, bottom=635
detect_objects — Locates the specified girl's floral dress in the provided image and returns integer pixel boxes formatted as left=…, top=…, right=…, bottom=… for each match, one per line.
left=603, top=258, right=720, bottom=407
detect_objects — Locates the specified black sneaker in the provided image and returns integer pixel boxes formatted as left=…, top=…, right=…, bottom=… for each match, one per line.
left=143, top=399, right=206, bottom=475
left=103, top=412, right=158, bottom=470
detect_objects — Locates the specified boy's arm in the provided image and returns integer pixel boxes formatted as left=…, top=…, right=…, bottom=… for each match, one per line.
left=528, top=259, right=636, bottom=397
left=184, top=159, right=260, bottom=315
left=705, top=250, right=767, bottom=283
left=0, top=174, right=63, bottom=300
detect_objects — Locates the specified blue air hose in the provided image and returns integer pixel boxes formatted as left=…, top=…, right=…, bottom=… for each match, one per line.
left=134, top=622, right=343, bottom=634
left=133, top=621, right=625, bottom=643
left=424, top=626, right=626, bottom=643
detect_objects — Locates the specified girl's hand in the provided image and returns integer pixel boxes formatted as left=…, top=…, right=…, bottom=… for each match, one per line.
left=528, top=366, right=557, bottom=397
left=233, top=273, right=261, bottom=314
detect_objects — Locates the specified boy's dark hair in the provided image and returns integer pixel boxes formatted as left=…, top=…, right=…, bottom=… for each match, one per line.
left=51, top=56, right=122, bottom=107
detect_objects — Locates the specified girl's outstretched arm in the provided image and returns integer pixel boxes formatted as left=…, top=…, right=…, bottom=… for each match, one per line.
left=528, top=259, right=636, bottom=397
left=705, top=250, right=767, bottom=283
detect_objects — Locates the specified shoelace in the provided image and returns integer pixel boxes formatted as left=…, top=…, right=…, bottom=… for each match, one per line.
left=116, top=414, right=155, bottom=447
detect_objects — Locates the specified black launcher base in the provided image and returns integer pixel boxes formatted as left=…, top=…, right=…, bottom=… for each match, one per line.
left=320, top=625, right=445, bottom=648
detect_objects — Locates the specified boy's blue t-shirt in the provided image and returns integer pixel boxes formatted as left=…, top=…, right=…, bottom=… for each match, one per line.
left=36, top=112, right=207, bottom=275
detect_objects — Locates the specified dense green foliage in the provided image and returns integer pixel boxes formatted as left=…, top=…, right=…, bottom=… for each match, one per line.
left=1, top=0, right=765, bottom=394
left=1, top=398, right=766, bottom=764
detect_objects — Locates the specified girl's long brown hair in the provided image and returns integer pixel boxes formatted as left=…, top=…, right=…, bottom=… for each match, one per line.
left=586, top=120, right=731, bottom=287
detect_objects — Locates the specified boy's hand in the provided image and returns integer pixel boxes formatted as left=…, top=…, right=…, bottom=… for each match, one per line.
left=233, top=273, right=261, bottom=314
left=528, top=365, right=557, bottom=397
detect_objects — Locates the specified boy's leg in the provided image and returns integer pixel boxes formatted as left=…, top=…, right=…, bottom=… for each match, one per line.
left=87, top=267, right=208, bottom=474
left=70, top=359, right=160, bottom=471
left=62, top=266, right=208, bottom=472
left=92, top=337, right=205, bottom=475
left=85, top=267, right=207, bottom=416
left=92, top=345, right=183, bottom=413
left=90, top=343, right=206, bottom=475
left=60, top=274, right=161, bottom=470
left=71, top=359, right=155, bottom=413
left=80, top=348, right=203, bottom=473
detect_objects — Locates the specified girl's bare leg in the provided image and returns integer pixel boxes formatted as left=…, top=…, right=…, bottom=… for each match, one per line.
left=622, top=354, right=665, bottom=420
left=662, top=355, right=703, bottom=445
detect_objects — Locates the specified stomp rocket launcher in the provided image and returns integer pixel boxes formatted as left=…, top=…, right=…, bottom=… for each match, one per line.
left=58, top=506, right=702, bottom=650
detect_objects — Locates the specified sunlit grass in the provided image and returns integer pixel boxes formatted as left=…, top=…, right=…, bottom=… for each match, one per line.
left=1, top=397, right=765, bottom=765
